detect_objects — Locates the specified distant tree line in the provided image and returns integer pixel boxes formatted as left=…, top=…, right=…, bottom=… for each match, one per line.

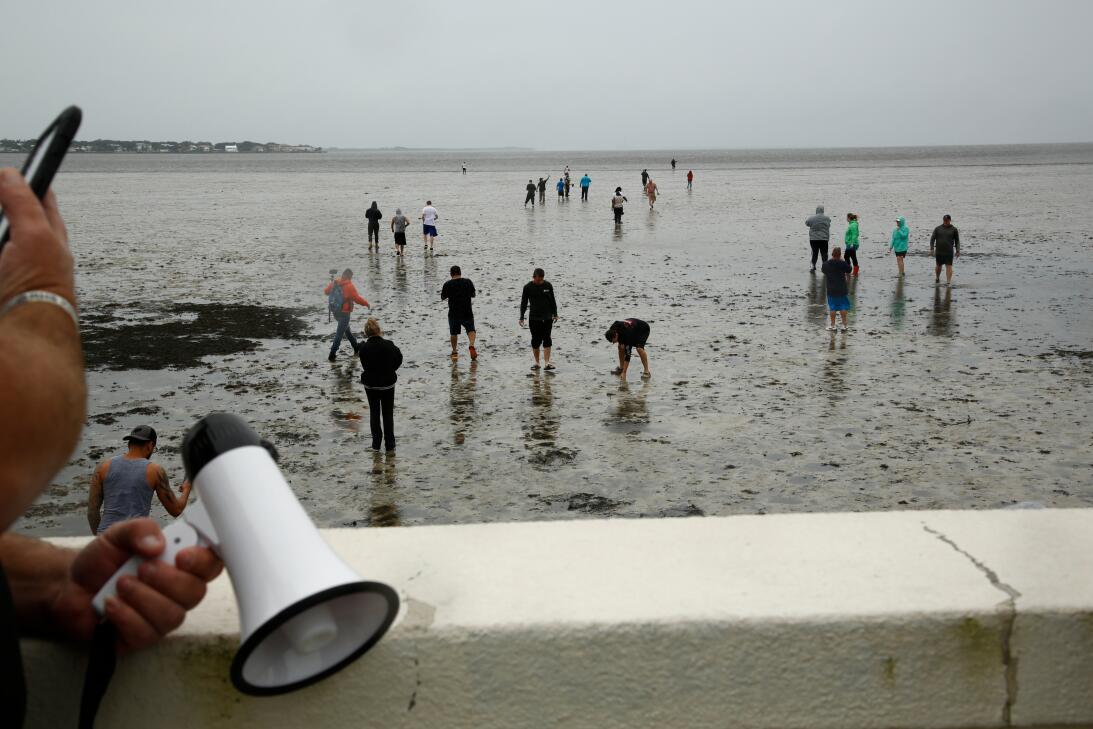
left=0, top=139, right=322, bottom=153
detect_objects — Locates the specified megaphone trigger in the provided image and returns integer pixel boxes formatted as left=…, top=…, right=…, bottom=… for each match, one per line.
left=91, top=519, right=205, bottom=616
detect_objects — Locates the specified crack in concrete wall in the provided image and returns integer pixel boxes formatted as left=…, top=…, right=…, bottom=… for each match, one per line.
left=922, top=523, right=1022, bottom=726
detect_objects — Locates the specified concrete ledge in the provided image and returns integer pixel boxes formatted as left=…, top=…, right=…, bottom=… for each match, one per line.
left=22, top=509, right=1093, bottom=728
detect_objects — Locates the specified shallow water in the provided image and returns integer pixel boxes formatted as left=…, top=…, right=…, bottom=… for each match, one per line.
left=7, top=146, right=1093, bottom=536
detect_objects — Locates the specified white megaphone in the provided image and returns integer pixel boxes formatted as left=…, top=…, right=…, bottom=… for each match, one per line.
left=92, top=413, right=399, bottom=695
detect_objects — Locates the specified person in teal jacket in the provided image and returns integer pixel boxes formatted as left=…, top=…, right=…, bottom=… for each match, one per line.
left=890, top=216, right=909, bottom=277
left=844, top=213, right=860, bottom=277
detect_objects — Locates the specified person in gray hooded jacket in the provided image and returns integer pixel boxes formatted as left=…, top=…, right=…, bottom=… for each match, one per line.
left=805, top=205, right=832, bottom=272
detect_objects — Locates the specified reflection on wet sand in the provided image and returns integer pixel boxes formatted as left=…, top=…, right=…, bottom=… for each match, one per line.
left=393, top=255, right=407, bottom=295
left=607, top=379, right=650, bottom=428
left=824, top=331, right=849, bottom=396
left=524, top=373, right=567, bottom=466
left=368, top=450, right=400, bottom=527
left=450, top=360, right=478, bottom=445
left=806, top=274, right=828, bottom=327
left=890, top=277, right=906, bottom=329
left=928, top=285, right=954, bottom=337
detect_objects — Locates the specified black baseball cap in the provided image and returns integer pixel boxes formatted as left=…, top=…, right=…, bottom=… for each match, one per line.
left=123, top=425, right=157, bottom=443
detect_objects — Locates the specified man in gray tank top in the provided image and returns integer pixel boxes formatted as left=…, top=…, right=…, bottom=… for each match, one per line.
left=87, top=425, right=192, bottom=535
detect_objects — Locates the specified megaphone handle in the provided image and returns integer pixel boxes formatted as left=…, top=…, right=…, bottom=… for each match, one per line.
left=91, top=519, right=202, bottom=616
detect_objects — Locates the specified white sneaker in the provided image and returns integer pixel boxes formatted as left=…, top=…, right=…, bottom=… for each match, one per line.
left=826, top=324, right=836, bottom=331
left=838, top=324, right=848, bottom=332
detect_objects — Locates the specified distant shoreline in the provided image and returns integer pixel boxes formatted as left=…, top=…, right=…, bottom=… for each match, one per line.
left=0, top=139, right=322, bottom=154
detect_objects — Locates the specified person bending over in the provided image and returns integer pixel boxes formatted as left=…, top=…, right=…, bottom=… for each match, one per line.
left=605, top=318, right=651, bottom=379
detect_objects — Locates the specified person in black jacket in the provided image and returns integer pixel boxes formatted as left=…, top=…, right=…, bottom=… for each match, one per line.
left=519, top=268, right=559, bottom=370
left=365, top=201, right=383, bottom=252
left=358, top=317, right=403, bottom=452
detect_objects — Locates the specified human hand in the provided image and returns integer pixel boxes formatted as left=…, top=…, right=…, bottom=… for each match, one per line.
left=519, top=319, right=526, bottom=328
left=552, top=315, right=558, bottom=323
left=51, top=518, right=223, bottom=653
left=0, top=168, right=75, bottom=306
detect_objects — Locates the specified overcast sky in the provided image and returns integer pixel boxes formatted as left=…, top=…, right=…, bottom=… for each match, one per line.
left=3, top=0, right=1092, bottom=149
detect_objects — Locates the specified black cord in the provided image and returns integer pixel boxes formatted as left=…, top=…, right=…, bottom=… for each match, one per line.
left=78, top=621, right=117, bottom=729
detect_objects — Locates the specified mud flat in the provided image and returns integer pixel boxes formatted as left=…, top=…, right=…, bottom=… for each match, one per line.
left=8, top=146, right=1092, bottom=536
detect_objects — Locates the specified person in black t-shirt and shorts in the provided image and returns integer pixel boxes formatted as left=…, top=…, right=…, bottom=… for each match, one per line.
left=520, top=268, right=559, bottom=370
left=441, top=265, right=477, bottom=360
left=605, top=318, right=651, bottom=379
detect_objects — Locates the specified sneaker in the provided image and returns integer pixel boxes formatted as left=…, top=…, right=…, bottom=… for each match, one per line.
left=530, top=363, right=541, bottom=370
left=611, top=367, right=623, bottom=375
left=544, top=363, right=556, bottom=371
left=810, top=267, right=816, bottom=273
left=640, top=371, right=652, bottom=379
left=469, top=345, right=478, bottom=360
left=826, top=324, right=836, bottom=331
left=838, top=324, right=848, bottom=332
left=853, top=266, right=860, bottom=277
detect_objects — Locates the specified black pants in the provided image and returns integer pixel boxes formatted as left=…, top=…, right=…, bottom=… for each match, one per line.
left=810, top=240, right=829, bottom=267
left=525, top=191, right=535, bottom=205
left=538, top=189, right=545, bottom=203
left=613, top=207, right=623, bottom=224
left=581, top=187, right=588, bottom=200
left=845, top=247, right=858, bottom=268
left=367, top=221, right=380, bottom=243
left=365, top=387, right=396, bottom=451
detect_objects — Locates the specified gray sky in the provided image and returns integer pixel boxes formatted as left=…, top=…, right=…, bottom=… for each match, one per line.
left=3, top=0, right=1092, bottom=149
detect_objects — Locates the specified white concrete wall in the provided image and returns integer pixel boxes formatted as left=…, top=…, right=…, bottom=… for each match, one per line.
left=21, top=509, right=1093, bottom=728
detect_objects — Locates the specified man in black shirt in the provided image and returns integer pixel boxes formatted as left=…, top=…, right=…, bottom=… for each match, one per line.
left=519, top=268, right=559, bottom=370
left=524, top=179, right=536, bottom=207
left=929, top=214, right=961, bottom=285
left=441, top=265, right=478, bottom=360
left=605, top=318, right=651, bottom=379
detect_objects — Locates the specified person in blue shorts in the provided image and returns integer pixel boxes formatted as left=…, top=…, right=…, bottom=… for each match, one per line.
left=821, top=247, right=853, bottom=332
left=421, top=201, right=439, bottom=254
left=556, top=177, right=565, bottom=200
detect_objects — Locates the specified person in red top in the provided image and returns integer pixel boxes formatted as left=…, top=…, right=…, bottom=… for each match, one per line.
left=323, top=268, right=370, bottom=361
left=686, top=170, right=694, bottom=190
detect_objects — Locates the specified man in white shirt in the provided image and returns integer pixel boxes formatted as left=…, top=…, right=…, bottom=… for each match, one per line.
left=421, top=201, right=439, bottom=254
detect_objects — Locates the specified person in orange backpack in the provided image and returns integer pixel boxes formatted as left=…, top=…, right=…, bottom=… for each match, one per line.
left=324, top=268, right=370, bottom=361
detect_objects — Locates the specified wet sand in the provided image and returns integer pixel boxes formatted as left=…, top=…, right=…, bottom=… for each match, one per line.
left=9, top=147, right=1093, bottom=536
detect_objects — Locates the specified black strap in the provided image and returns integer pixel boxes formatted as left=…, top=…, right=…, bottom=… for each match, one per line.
left=78, top=622, right=117, bottom=729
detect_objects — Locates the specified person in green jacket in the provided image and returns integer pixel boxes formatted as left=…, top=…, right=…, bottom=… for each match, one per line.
left=890, top=216, right=909, bottom=277
left=844, top=213, right=860, bottom=277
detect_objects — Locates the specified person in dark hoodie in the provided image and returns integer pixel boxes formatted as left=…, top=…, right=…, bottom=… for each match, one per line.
left=358, top=317, right=403, bottom=452
left=524, top=179, right=536, bottom=207
left=929, top=214, right=961, bottom=285
left=365, top=201, right=383, bottom=252
left=805, top=205, right=832, bottom=272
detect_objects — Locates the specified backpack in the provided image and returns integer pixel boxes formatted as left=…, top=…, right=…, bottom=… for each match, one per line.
left=328, top=280, right=345, bottom=315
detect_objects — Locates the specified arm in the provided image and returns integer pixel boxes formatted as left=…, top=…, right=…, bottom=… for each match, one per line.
left=392, top=343, right=403, bottom=370
left=954, top=228, right=961, bottom=255
left=469, top=282, right=476, bottom=299
left=441, top=282, right=449, bottom=301
left=929, top=227, right=937, bottom=251
left=519, top=286, right=529, bottom=321
left=548, top=288, right=558, bottom=319
left=149, top=463, right=190, bottom=518
left=324, top=280, right=334, bottom=295
left=0, top=172, right=86, bottom=531
left=87, top=462, right=106, bottom=535
left=346, top=282, right=369, bottom=308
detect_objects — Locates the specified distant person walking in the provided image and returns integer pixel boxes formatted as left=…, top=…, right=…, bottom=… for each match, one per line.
left=579, top=173, right=591, bottom=201
left=520, top=267, right=559, bottom=371
left=324, top=268, right=371, bottom=361
left=611, top=187, right=627, bottom=224
left=390, top=207, right=410, bottom=256
left=358, top=317, right=403, bottom=452
left=930, top=214, right=961, bottom=285
left=844, top=213, right=861, bottom=276
left=525, top=179, right=536, bottom=207
left=462, top=162, right=467, bottom=175
left=686, top=170, right=694, bottom=189
left=537, top=176, right=548, bottom=204
left=890, top=216, right=910, bottom=276
left=645, top=178, right=659, bottom=209
left=641, top=169, right=649, bottom=188
left=605, top=318, right=651, bottom=379
left=421, top=201, right=439, bottom=253
left=365, top=201, right=383, bottom=252
left=821, top=247, right=853, bottom=332
left=671, top=158, right=677, bottom=170
left=564, top=174, right=572, bottom=199
left=805, top=205, right=832, bottom=272
left=87, top=425, right=191, bottom=535
left=556, top=178, right=565, bottom=200
left=442, top=265, right=477, bottom=360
